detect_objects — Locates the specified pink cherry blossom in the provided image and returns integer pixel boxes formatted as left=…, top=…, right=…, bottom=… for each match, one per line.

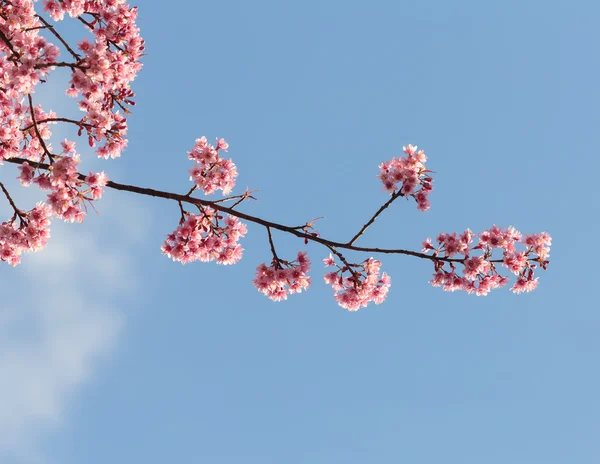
left=162, top=209, right=247, bottom=265
left=423, top=226, right=551, bottom=295
left=324, top=255, right=391, bottom=311
left=378, top=144, right=434, bottom=211
left=188, top=137, right=238, bottom=195
left=253, top=251, right=311, bottom=301
left=0, top=202, right=52, bottom=266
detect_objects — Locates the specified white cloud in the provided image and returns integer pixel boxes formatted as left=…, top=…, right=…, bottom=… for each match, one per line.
left=0, top=190, right=147, bottom=463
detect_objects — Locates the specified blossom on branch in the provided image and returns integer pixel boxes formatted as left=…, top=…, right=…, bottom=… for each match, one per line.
left=378, top=144, right=434, bottom=211
left=0, top=1, right=553, bottom=309
left=253, top=251, right=311, bottom=301
left=324, top=254, right=391, bottom=311
left=162, top=209, right=247, bottom=265
left=423, top=225, right=552, bottom=296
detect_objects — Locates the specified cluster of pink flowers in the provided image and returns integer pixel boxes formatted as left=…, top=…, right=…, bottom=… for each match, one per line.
left=188, top=137, right=238, bottom=195
left=1, top=103, right=56, bottom=163
left=18, top=156, right=107, bottom=223
left=0, top=202, right=52, bottom=266
left=0, top=0, right=60, bottom=99
left=0, top=1, right=143, bottom=162
left=0, top=0, right=142, bottom=265
left=324, top=255, right=391, bottom=311
left=378, top=144, right=433, bottom=211
left=253, top=251, right=311, bottom=301
left=162, top=209, right=247, bottom=265
left=422, top=225, right=551, bottom=295
left=48, top=1, right=144, bottom=159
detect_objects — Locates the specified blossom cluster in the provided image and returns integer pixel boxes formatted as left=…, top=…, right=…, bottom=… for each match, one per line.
left=0, top=202, right=52, bottom=266
left=378, top=144, right=434, bottom=211
left=0, top=0, right=142, bottom=266
left=324, top=255, right=391, bottom=311
left=0, top=8, right=59, bottom=164
left=18, top=156, right=107, bottom=223
left=162, top=209, right=247, bottom=265
left=253, top=251, right=311, bottom=301
left=422, top=225, right=551, bottom=295
left=0, top=0, right=60, bottom=99
left=0, top=1, right=144, bottom=164
left=188, top=137, right=238, bottom=195
left=44, top=0, right=144, bottom=159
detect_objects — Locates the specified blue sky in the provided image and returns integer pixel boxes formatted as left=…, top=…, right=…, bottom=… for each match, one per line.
left=1, top=0, right=598, bottom=463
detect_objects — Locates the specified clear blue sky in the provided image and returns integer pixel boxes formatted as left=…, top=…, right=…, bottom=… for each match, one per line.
left=1, top=1, right=598, bottom=463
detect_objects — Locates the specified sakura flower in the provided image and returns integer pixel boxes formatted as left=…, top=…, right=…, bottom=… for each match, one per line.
left=323, top=256, right=391, bottom=311
left=378, top=144, right=433, bottom=211
left=253, top=251, right=311, bottom=301
left=422, top=226, right=551, bottom=296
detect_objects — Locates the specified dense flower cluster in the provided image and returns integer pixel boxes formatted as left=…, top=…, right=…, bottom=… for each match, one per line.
left=378, top=144, right=433, bottom=211
left=0, top=1, right=143, bottom=163
left=0, top=202, right=52, bottom=266
left=422, top=225, right=552, bottom=295
left=44, top=0, right=144, bottom=159
left=324, top=255, right=391, bottom=311
left=162, top=209, right=247, bottom=265
left=0, top=0, right=60, bottom=100
left=17, top=156, right=107, bottom=222
left=253, top=251, right=311, bottom=301
left=0, top=0, right=142, bottom=265
left=188, top=137, right=238, bottom=195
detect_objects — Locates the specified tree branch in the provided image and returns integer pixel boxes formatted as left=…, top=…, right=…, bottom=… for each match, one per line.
left=4, top=156, right=466, bottom=265
left=26, top=94, right=54, bottom=162
left=35, top=14, right=81, bottom=60
left=348, top=190, right=403, bottom=245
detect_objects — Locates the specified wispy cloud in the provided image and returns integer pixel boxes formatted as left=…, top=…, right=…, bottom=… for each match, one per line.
left=0, top=189, right=147, bottom=463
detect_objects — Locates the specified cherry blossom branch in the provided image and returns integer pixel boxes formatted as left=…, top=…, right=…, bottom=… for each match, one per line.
left=4, top=156, right=480, bottom=265
left=0, top=2, right=551, bottom=306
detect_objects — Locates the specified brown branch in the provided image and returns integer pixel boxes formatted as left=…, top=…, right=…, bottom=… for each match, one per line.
left=326, top=244, right=360, bottom=282
left=26, top=94, right=54, bottom=162
left=77, top=14, right=125, bottom=52
left=266, top=227, right=282, bottom=266
left=0, top=181, right=20, bottom=214
left=34, top=61, right=87, bottom=70
left=0, top=180, right=27, bottom=224
left=21, top=117, right=91, bottom=132
left=177, top=200, right=187, bottom=224
left=35, top=14, right=81, bottom=60
left=3, top=156, right=497, bottom=266
left=0, top=28, right=20, bottom=60
left=348, top=190, right=403, bottom=245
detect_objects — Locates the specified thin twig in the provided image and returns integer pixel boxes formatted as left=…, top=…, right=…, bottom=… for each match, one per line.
left=34, top=61, right=87, bottom=70
left=348, top=190, right=403, bottom=245
left=35, top=14, right=81, bottom=60
left=21, top=117, right=90, bottom=132
left=0, top=181, right=26, bottom=224
left=26, top=94, right=54, bottom=162
left=266, top=227, right=281, bottom=265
